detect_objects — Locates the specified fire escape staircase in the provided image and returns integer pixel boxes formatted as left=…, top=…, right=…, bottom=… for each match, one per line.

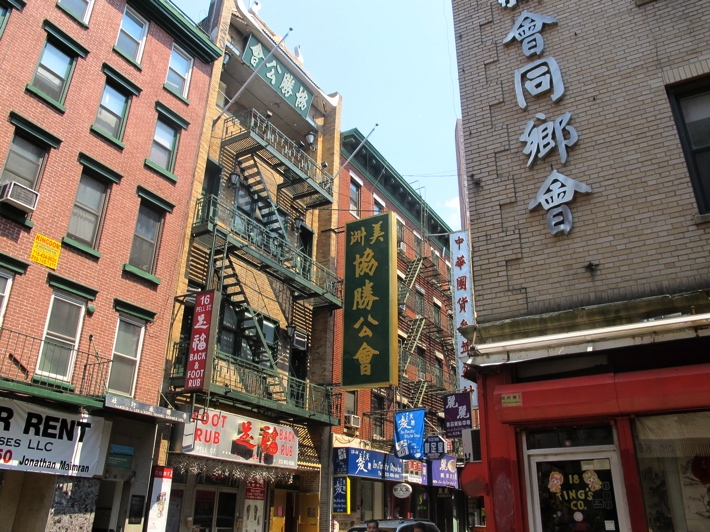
left=397, top=257, right=424, bottom=307
left=221, top=110, right=334, bottom=209
left=236, top=153, right=287, bottom=239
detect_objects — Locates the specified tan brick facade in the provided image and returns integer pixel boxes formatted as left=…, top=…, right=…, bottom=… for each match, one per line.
left=453, top=0, right=710, bottom=328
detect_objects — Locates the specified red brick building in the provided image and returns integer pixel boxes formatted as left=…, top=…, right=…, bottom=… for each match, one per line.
left=0, top=1, right=219, bottom=530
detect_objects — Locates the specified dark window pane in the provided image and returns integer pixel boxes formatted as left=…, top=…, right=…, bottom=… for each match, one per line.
left=129, top=204, right=161, bottom=272
left=1, top=136, right=44, bottom=189
left=681, top=91, right=710, bottom=150
left=59, top=0, right=90, bottom=20
left=68, top=174, right=107, bottom=246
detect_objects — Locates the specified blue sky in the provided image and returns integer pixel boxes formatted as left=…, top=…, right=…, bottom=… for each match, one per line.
left=172, top=0, right=463, bottom=230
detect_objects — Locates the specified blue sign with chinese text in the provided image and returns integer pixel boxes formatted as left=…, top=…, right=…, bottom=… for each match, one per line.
left=333, top=477, right=350, bottom=513
left=394, top=409, right=426, bottom=459
left=333, top=447, right=403, bottom=481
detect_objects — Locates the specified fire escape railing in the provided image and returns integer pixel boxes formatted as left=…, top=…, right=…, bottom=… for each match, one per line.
left=222, top=110, right=334, bottom=200
left=0, top=327, right=111, bottom=398
left=194, top=195, right=342, bottom=305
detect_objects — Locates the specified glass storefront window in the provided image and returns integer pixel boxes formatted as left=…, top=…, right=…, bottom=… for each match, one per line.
left=635, top=411, right=710, bottom=532
left=527, top=426, right=614, bottom=450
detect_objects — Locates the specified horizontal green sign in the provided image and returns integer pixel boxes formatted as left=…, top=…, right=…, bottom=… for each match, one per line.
left=243, top=34, right=313, bottom=118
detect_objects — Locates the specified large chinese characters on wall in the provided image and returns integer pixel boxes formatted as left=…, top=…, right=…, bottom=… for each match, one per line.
left=342, top=212, right=398, bottom=388
left=501, top=8, right=592, bottom=235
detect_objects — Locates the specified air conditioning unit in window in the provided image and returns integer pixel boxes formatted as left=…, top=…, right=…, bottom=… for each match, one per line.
left=0, top=181, right=39, bottom=213
left=344, top=414, right=361, bottom=429
left=398, top=241, right=407, bottom=253
left=292, top=330, right=308, bottom=350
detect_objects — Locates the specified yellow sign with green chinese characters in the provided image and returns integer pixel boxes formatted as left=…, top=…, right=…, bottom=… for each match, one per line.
left=342, top=212, right=398, bottom=388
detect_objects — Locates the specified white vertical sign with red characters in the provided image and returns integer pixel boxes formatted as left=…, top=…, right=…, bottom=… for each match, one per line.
left=146, top=466, right=173, bottom=532
left=185, top=290, right=220, bottom=392
left=450, top=231, right=475, bottom=366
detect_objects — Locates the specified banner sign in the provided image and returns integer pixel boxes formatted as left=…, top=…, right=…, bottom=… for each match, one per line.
left=342, top=212, right=398, bottom=388
left=0, top=397, right=106, bottom=477
left=175, top=408, right=298, bottom=469
left=444, top=392, right=473, bottom=438
left=332, top=476, right=350, bottom=514
left=184, top=290, right=220, bottom=392
left=450, top=231, right=475, bottom=387
left=424, top=435, right=447, bottom=461
left=146, top=466, right=173, bottom=532
left=333, top=447, right=403, bottom=481
left=394, top=409, right=426, bottom=459
left=430, top=455, right=459, bottom=488
left=243, top=34, right=314, bottom=118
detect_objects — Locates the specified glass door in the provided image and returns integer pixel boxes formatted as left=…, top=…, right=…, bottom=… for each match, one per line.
left=527, top=450, right=631, bottom=532
left=194, top=489, right=238, bottom=532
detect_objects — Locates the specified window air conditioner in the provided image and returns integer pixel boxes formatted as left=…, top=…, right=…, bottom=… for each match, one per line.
left=0, top=181, right=39, bottom=213
left=292, top=330, right=308, bottom=350
left=398, top=241, right=407, bottom=253
left=344, top=414, right=361, bottom=429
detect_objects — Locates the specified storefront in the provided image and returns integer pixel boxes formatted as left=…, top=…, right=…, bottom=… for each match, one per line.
left=168, top=406, right=310, bottom=532
left=468, top=360, right=710, bottom=532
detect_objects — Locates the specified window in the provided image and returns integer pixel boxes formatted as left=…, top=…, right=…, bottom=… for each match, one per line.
left=0, top=135, right=46, bottom=190
left=668, top=81, right=710, bottom=214
left=349, top=180, right=360, bottom=216
left=0, top=270, right=13, bottom=327
left=115, top=6, right=148, bottom=63
left=108, top=316, right=144, bottom=395
left=373, top=199, right=385, bottom=216
left=396, top=219, right=405, bottom=242
left=32, top=41, right=74, bottom=103
left=433, top=302, right=442, bottom=327
left=148, top=119, right=178, bottom=172
left=129, top=202, right=163, bottom=273
left=58, top=0, right=94, bottom=23
left=37, top=292, right=84, bottom=381
left=414, top=287, right=425, bottom=317
left=414, top=233, right=422, bottom=257
left=344, top=390, right=357, bottom=415
left=67, top=173, right=108, bottom=248
left=0, top=6, right=9, bottom=39
left=94, top=84, right=129, bottom=140
left=372, top=394, right=385, bottom=438
left=166, top=44, right=193, bottom=97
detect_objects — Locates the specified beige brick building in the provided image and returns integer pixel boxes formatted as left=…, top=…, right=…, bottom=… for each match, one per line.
left=453, top=0, right=710, bottom=531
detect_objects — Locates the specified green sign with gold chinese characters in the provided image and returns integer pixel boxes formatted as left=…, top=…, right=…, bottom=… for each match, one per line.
left=242, top=34, right=313, bottom=118
left=342, top=212, right=398, bottom=388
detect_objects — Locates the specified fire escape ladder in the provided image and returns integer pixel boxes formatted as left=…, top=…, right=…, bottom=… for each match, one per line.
left=239, top=306, right=286, bottom=401
left=214, top=241, right=248, bottom=307
left=398, top=257, right=424, bottom=305
left=400, top=317, right=425, bottom=363
left=410, top=380, right=428, bottom=407
left=237, top=153, right=287, bottom=238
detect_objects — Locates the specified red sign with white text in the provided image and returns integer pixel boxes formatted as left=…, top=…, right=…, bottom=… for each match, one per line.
left=184, top=290, right=217, bottom=392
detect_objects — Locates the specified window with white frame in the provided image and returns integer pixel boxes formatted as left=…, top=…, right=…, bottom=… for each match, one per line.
left=349, top=179, right=361, bottom=216
left=0, top=270, right=13, bottom=327
left=115, top=6, right=148, bottom=63
left=58, top=0, right=95, bottom=23
left=148, top=119, right=179, bottom=172
left=372, top=393, right=385, bottom=438
left=94, top=83, right=130, bottom=141
left=165, top=44, right=193, bottom=97
left=344, top=390, right=357, bottom=415
left=108, top=316, right=144, bottom=395
left=37, top=292, right=84, bottom=381
left=373, top=195, right=385, bottom=216
left=32, top=41, right=74, bottom=104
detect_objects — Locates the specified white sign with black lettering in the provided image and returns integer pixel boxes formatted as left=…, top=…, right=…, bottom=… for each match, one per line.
left=0, top=397, right=106, bottom=477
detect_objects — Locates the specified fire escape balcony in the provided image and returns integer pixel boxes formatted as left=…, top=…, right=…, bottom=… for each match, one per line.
left=192, top=195, right=342, bottom=309
left=169, top=341, right=338, bottom=425
left=0, top=327, right=111, bottom=407
left=221, top=110, right=334, bottom=209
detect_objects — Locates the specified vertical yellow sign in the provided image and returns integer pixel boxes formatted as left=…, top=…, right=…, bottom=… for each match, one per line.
left=30, top=234, right=61, bottom=269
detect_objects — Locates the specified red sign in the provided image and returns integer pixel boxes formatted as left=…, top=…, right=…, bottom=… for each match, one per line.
left=245, top=479, right=265, bottom=500
left=185, top=290, right=217, bottom=391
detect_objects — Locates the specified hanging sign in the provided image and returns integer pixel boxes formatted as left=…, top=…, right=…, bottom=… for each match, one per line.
left=184, top=290, right=220, bottom=392
left=394, top=409, right=426, bottom=459
left=393, top=482, right=413, bottom=498
left=333, top=476, right=350, bottom=514
left=444, top=391, right=473, bottom=438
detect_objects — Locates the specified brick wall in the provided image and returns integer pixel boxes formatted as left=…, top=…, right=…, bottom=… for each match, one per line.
left=0, top=0, right=214, bottom=404
left=453, top=0, right=710, bottom=324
